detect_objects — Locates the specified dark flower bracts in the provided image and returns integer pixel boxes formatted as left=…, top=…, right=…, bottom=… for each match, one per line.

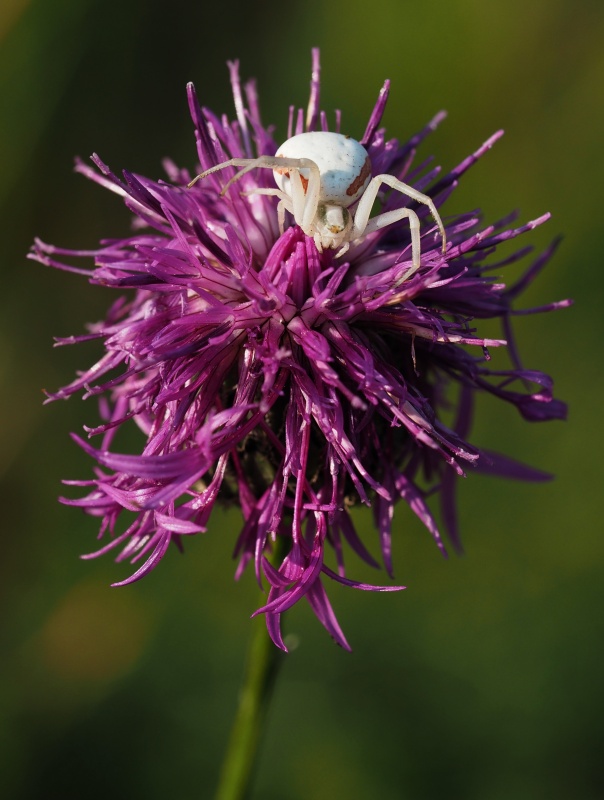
left=31, top=52, right=569, bottom=650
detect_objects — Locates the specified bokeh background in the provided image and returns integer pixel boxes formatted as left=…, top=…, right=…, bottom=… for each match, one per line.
left=1, top=1, right=602, bottom=798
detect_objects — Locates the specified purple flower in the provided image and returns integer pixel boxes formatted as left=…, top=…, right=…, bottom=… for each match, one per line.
left=30, top=50, right=569, bottom=650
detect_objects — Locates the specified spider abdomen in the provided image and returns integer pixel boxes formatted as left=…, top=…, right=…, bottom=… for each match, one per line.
left=274, top=131, right=371, bottom=207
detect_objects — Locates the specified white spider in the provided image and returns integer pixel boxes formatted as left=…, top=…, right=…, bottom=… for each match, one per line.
left=188, top=131, right=446, bottom=277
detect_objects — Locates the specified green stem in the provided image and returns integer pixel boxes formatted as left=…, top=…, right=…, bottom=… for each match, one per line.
left=214, top=568, right=287, bottom=799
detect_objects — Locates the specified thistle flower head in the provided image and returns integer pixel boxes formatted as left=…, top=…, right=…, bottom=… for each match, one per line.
left=30, top=50, right=569, bottom=650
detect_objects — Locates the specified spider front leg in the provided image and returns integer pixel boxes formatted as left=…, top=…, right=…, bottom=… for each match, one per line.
left=187, top=158, right=262, bottom=189
left=188, top=156, right=322, bottom=239
left=352, top=174, right=447, bottom=275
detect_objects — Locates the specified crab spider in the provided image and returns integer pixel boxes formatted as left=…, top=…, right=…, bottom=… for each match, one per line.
left=188, top=131, right=446, bottom=276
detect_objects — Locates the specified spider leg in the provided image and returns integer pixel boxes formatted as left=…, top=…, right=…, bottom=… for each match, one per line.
left=363, top=207, right=422, bottom=278
left=353, top=174, right=447, bottom=255
left=277, top=200, right=287, bottom=235
left=288, top=169, right=307, bottom=227
left=187, top=158, right=258, bottom=189
left=188, top=156, right=322, bottom=238
left=273, top=157, right=321, bottom=235
left=296, top=160, right=321, bottom=231
left=241, top=188, right=292, bottom=234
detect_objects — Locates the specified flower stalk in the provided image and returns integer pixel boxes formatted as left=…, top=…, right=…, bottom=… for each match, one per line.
left=215, top=592, right=286, bottom=800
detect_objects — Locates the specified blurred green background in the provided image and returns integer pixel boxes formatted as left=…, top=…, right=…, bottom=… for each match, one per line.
left=1, top=1, right=601, bottom=798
